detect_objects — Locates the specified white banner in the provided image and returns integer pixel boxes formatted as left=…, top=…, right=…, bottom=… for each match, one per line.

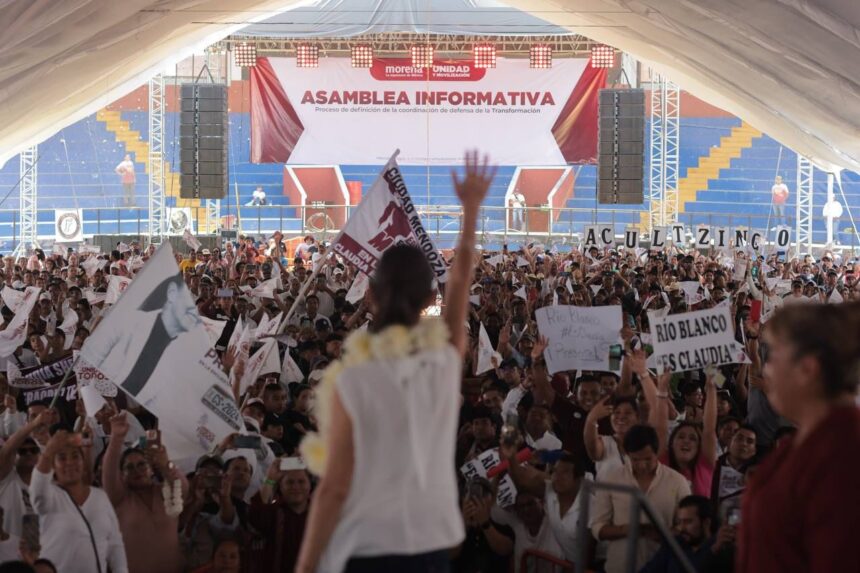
left=54, top=209, right=84, bottom=243
left=651, top=306, right=738, bottom=372
left=270, top=57, right=588, bottom=165
left=73, top=352, right=118, bottom=397
left=331, top=152, right=448, bottom=282
left=345, top=272, right=369, bottom=304
left=79, top=243, right=242, bottom=461
left=165, top=207, right=195, bottom=235
left=535, top=305, right=622, bottom=373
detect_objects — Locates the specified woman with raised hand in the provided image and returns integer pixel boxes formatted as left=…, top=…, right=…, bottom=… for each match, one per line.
left=31, top=429, right=128, bottom=573
left=296, top=151, right=495, bottom=573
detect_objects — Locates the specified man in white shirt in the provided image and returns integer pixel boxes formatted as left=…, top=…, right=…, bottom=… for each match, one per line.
left=115, top=154, right=136, bottom=207
left=250, top=186, right=268, bottom=206
left=509, top=190, right=526, bottom=232
left=771, top=176, right=789, bottom=226
left=490, top=492, right=565, bottom=572
left=590, top=425, right=691, bottom=573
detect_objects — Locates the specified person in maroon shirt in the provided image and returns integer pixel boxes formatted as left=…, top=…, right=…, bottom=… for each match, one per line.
left=738, top=303, right=860, bottom=573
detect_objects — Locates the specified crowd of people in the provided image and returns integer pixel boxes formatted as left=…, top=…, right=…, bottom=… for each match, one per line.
left=0, top=201, right=858, bottom=572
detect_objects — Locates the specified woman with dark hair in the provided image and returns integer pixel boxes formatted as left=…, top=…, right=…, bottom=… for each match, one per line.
left=584, top=395, right=641, bottom=480
left=738, top=303, right=860, bottom=573
left=295, top=152, right=494, bottom=573
left=31, top=430, right=127, bottom=573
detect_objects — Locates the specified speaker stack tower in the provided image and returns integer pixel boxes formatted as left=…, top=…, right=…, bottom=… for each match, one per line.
left=180, top=84, right=228, bottom=200
left=597, top=89, right=645, bottom=204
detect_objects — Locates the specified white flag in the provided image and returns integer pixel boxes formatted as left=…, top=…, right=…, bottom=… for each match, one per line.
left=226, top=316, right=244, bottom=356
left=329, top=151, right=447, bottom=283
left=59, top=309, right=78, bottom=350
left=200, top=317, right=228, bottom=347
left=81, top=257, right=106, bottom=278
left=79, top=243, right=242, bottom=462
left=486, top=254, right=505, bottom=267
left=514, top=286, right=527, bottom=300
left=79, top=385, right=107, bottom=418
left=345, top=272, right=370, bottom=304
left=828, top=289, right=844, bottom=304
left=117, top=242, right=131, bottom=254
left=469, top=294, right=480, bottom=306
left=590, top=284, right=602, bottom=296
left=1, top=286, right=25, bottom=313
left=106, top=274, right=133, bottom=305
left=255, top=312, right=282, bottom=340
left=183, top=229, right=201, bottom=251
left=516, top=256, right=531, bottom=268
left=680, top=281, right=705, bottom=305
left=246, top=278, right=278, bottom=301
left=239, top=338, right=278, bottom=394
left=281, top=350, right=305, bottom=384
left=475, top=323, right=502, bottom=375
left=0, top=287, right=41, bottom=357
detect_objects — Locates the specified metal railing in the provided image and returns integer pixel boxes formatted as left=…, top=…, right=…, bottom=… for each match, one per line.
left=576, top=480, right=696, bottom=573
left=0, top=204, right=857, bottom=254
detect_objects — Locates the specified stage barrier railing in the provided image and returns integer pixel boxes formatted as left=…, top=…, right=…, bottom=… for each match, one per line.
left=0, top=204, right=856, bottom=254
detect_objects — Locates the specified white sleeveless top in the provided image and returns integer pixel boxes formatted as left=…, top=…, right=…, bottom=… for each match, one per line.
left=318, top=344, right=465, bottom=572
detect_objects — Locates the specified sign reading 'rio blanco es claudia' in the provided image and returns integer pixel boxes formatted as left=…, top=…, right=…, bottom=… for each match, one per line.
left=651, top=306, right=740, bottom=372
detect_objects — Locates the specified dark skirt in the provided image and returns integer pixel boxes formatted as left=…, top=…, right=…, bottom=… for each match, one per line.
left=343, top=549, right=450, bottom=573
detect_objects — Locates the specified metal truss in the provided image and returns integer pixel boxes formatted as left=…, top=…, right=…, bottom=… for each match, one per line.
left=795, top=155, right=813, bottom=252
left=12, top=146, right=38, bottom=257
left=148, top=74, right=165, bottom=246
left=648, top=73, right=680, bottom=230
left=218, top=33, right=599, bottom=58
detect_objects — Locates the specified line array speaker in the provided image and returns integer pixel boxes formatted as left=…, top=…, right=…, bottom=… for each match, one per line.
left=179, top=84, right=228, bottom=200
left=597, top=89, right=645, bottom=205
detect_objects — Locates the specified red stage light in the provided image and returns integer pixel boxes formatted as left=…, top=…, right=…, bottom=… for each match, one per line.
left=233, top=42, right=257, bottom=67
left=473, top=44, right=496, bottom=69
left=296, top=44, right=319, bottom=68
left=591, top=44, right=615, bottom=68
left=530, top=44, right=552, bottom=69
left=411, top=44, right=434, bottom=68
left=351, top=45, right=374, bottom=68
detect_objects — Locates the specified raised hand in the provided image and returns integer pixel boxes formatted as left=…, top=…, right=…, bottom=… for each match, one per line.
left=109, top=411, right=130, bottom=438
left=451, top=150, right=496, bottom=213
left=531, top=335, right=549, bottom=360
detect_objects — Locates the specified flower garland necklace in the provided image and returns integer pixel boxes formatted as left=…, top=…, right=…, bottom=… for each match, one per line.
left=162, top=462, right=183, bottom=517
left=299, top=318, right=449, bottom=476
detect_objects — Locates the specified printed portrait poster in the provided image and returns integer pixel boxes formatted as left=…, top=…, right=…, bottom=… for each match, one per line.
left=80, top=242, right=241, bottom=462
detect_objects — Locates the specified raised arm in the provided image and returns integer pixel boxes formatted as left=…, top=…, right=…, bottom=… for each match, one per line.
left=584, top=397, right=612, bottom=462
left=102, top=412, right=131, bottom=506
left=445, top=151, right=495, bottom=356
left=0, top=409, right=54, bottom=480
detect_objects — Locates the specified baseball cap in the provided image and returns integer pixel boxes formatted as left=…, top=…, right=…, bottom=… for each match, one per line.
left=195, top=454, right=224, bottom=471
left=310, top=355, right=330, bottom=371
left=201, top=249, right=211, bottom=256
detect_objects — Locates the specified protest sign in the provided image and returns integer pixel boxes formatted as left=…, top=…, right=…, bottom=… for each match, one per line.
left=651, top=306, right=738, bottom=372
left=733, top=257, right=748, bottom=281
left=183, top=229, right=201, bottom=251
left=597, top=225, right=614, bottom=247
left=79, top=244, right=101, bottom=255
left=775, top=226, right=792, bottom=250
left=80, top=242, right=242, bottom=462
left=651, top=227, right=668, bottom=249
left=695, top=226, right=711, bottom=247
left=583, top=225, right=598, bottom=247
left=23, top=381, right=79, bottom=407
left=671, top=224, right=686, bottom=244
left=330, top=151, right=448, bottom=283
left=714, top=228, right=729, bottom=249
left=749, top=230, right=763, bottom=252
left=535, top=305, right=622, bottom=373
left=459, top=448, right=517, bottom=508
left=81, top=257, right=106, bottom=277
left=624, top=227, right=639, bottom=249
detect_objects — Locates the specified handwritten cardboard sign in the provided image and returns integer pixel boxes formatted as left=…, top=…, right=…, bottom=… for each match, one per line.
left=535, top=305, right=622, bottom=373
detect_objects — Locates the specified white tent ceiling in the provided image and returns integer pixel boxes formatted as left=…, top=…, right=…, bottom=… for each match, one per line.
left=1, top=0, right=859, bottom=172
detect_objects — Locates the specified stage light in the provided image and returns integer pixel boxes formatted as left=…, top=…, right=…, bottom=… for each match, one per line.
left=473, top=44, right=496, bottom=69
left=233, top=42, right=257, bottom=67
left=411, top=44, right=434, bottom=68
left=296, top=44, right=319, bottom=68
left=351, top=44, right=374, bottom=68
left=529, top=44, right=552, bottom=69
left=591, top=44, right=615, bottom=68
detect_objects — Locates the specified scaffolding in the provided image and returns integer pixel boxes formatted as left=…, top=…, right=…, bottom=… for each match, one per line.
left=648, top=73, right=680, bottom=230
left=795, top=155, right=814, bottom=253
left=148, top=74, right=165, bottom=245
left=12, top=146, right=38, bottom=257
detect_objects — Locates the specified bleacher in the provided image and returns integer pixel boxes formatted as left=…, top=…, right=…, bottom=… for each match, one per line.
left=1, top=111, right=859, bottom=250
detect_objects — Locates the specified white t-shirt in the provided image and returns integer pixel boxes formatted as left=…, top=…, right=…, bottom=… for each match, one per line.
left=31, top=468, right=128, bottom=573
left=545, top=481, right=587, bottom=562
left=0, top=533, right=22, bottom=563
left=595, top=435, right=626, bottom=481
left=0, top=470, right=31, bottom=537
left=511, top=192, right=525, bottom=208
left=492, top=504, right=565, bottom=573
